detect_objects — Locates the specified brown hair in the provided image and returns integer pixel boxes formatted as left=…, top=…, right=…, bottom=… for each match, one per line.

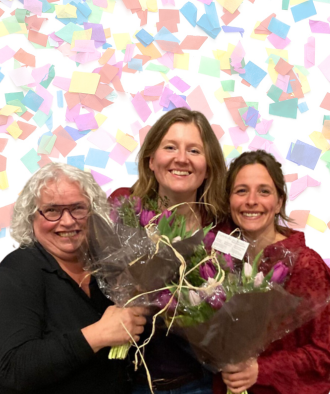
left=131, top=108, right=227, bottom=224
left=225, top=150, right=292, bottom=234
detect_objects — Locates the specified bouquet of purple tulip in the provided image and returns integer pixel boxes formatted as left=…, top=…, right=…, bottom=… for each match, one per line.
left=82, top=196, right=325, bottom=394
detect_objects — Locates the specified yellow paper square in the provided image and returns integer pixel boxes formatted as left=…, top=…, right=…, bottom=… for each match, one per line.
left=174, top=53, right=190, bottom=70
left=297, top=73, right=311, bottom=94
left=56, top=4, right=77, bottom=18
left=116, top=129, right=125, bottom=141
left=7, top=122, right=23, bottom=139
left=291, top=0, right=308, bottom=4
left=71, top=29, right=92, bottom=49
left=214, top=86, right=231, bottom=103
left=147, top=0, right=158, bottom=12
left=223, top=145, right=242, bottom=158
left=139, top=0, right=147, bottom=10
left=251, top=22, right=268, bottom=41
left=0, top=171, right=8, bottom=190
left=309, top=131, right=330, bottom=153
left=117, top=134, right=138, bottom=152
left=95, top=113, right=107, bottom=127
left=268, top=59, right=278, bottom=84
left=17, top=23, right=28, bottom=35
left=222, top=0, right=243, bottom=13
left=0, top=105, right=21, bottom=116
left=0, top=22, right=9, bottom=37
left=160, top=72, right=169, bottom=82
left=113, top=33, right=132, bottom=50
left=306, top=214, right=327, bottom=233
left=103, top=0, right=116, bottom=13
left=69, top=71, right=100, bottom=94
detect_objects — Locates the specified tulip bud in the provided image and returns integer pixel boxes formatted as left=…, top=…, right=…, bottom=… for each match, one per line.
left=203, top=231, right=216, bottom=251
left=156, top=290, right=177, bottom=311
left=206, top=286, right=226, bottom=310
left=223, top=254, right=234, bottom=271
left=244, top=263, right=253, bottom=278
left=254, top=272, right=264, bottom=287
left=271, top=262, right=289, bottom=284
left=189, top=290, right=202, bottom=306
left=139, top=210, right=156, bottom=227
left=199, top=261, right=217, bottom=280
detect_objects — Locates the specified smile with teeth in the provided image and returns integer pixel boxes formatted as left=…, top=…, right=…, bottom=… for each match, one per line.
left=170, top=170, right=190, bottom=176
left=57, top=231, right=79, bottom=237
left=242, top=213, right=262, bottom=217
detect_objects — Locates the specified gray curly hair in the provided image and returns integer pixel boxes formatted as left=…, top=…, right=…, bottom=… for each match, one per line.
left=11, top=163, right=111, bottom=246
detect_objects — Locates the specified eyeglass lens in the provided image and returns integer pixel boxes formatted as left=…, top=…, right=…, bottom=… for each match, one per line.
left=41, top=205, right=89, bottom=221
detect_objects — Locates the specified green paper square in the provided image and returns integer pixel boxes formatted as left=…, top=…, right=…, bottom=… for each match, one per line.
left=221, top=80, right=235, bottom=92
left=145, top=63, right=169, bottom=74
left=7, top=99, right=27, bottom=116
left=5, top=92, right=24, bottom=104
left=267, top=85, right=283, bottom=102
left=269, top=98, right=298, bottom=119
left=2, top=16, right=22, bottom=34
left=198, top=56, right=220, bottom=78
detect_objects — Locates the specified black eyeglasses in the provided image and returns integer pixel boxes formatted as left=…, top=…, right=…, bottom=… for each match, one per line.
left=38, top=204, right=90, bottom=222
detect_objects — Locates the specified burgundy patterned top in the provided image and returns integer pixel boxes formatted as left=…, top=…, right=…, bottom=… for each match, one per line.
left=213, top=230, right=330, bottom=394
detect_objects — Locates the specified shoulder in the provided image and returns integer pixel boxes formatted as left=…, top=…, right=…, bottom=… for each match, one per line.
left=109, top=187, right=131, bottom=201
left=0, top=245, right=48, bottom=286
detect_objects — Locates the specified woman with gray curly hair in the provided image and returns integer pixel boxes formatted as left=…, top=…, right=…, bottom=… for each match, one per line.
left=0, top=163, right=147, bottom=394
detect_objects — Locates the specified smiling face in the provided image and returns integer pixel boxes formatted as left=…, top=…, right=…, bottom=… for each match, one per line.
left=33, top=178, right=89, bottom=265
left=149, top=122, right=208, bottom=203
left=229, top=164, right=283, bottom=241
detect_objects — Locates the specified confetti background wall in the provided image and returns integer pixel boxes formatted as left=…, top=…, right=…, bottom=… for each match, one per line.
left=0, top=0, right=330, bottom=263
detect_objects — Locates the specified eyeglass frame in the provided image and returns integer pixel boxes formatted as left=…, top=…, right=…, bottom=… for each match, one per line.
left=38, top=204, right=91, bottom=222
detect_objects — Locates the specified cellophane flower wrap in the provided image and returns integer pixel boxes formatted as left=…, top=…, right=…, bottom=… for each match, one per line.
left=80, top=196, right=330, bottom=394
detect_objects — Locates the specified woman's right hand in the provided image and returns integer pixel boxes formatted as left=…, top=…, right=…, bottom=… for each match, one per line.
left=81, top=306, right=148, bottom=353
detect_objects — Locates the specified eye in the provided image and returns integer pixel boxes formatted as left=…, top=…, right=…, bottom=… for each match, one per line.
left=164, top=145, right=175, bottom=151
left=235, top=188, right=247, bottom=195
left=190, top=148, right=201, bottom=154
left=260, top=189, right=271, bottom=195
left=44, top=207, right=57, bottom=213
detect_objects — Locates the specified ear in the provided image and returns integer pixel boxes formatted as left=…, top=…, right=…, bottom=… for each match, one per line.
left=149, top=156, right=154, bottom=172
left=276, top=196, right=283, bottom=214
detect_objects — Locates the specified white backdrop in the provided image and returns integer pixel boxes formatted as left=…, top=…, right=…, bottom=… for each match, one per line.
left=0, top=0, right=330, bottom=261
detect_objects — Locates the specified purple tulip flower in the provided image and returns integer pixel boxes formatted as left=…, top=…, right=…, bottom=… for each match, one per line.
left=156, top=290, right=177, bottom=311
left=112, top=197, right=122, bottom=208
left=206, top=286, right=226, bottom=310
left=155, top=209, right=172, bottom=224
left=203, top=231, right=216, bottom=251
left=271, top=262, right=289, bottom=284
left=139, top=210, right=156, bottom=227
left=199, top=261, right=217, bottom=280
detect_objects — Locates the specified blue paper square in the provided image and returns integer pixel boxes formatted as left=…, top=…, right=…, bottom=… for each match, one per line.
left=180, top=2, right=197, bottom=27
left=291, top=0, right=317, bottom=23
left=57, top=91, right=63, bottom=108
left=196, top=4, right=221, bottom=39
left=0, top=228, right=6, bottom=238
left=153, top=27, right=180, bottom=43
left=298, top=102, right=309, bottom=113
left=268, top=17, right=290, bottom=39
left=239, top=61, right=267, bottom=88
left=163, top=95, right=186, bottom=112
left=136, top=29, right=154, bottom=47
left=22, top=90, right=44, bottom=112
left=85, top=148, right=109, bottom=169
left=245, top=107, right=259, bottom=128
left=125, top=162, right=138, bottom=175
left=128, top=59, right=143, bottom=71
left=103, top=43, right=112, bottom=49
left=287, top=140, right=321, bottom=170
left=67, top=155, right=85, bottom=170
left=0, top=72, right=4, bottom=83
left=64, top=126, right=86, bottom=141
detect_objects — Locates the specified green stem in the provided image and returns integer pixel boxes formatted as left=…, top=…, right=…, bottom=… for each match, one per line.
left=108, top=343, right=131, bottom=360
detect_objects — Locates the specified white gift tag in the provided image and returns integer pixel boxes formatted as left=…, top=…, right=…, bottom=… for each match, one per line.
left=211, top=231, right=249, bottom=260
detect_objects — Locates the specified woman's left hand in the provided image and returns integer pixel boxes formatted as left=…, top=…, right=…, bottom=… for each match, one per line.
left=222, top=358, right=258, bottom=393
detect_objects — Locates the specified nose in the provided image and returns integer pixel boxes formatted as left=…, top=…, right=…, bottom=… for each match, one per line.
left=246, top=190, right=258, bottom=207
left=174, top=148, right=188, bottom=163
left=60, top=209, right=76, bottom=225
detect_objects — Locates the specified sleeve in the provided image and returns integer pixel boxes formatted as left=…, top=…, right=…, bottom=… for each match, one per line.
left=0, top=257, right=94, bottom=392
left=254, top=248, right=330, bottom=394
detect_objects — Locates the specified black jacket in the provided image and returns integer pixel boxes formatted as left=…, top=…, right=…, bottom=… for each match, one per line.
left=0, top=243, right=131, bottom=394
